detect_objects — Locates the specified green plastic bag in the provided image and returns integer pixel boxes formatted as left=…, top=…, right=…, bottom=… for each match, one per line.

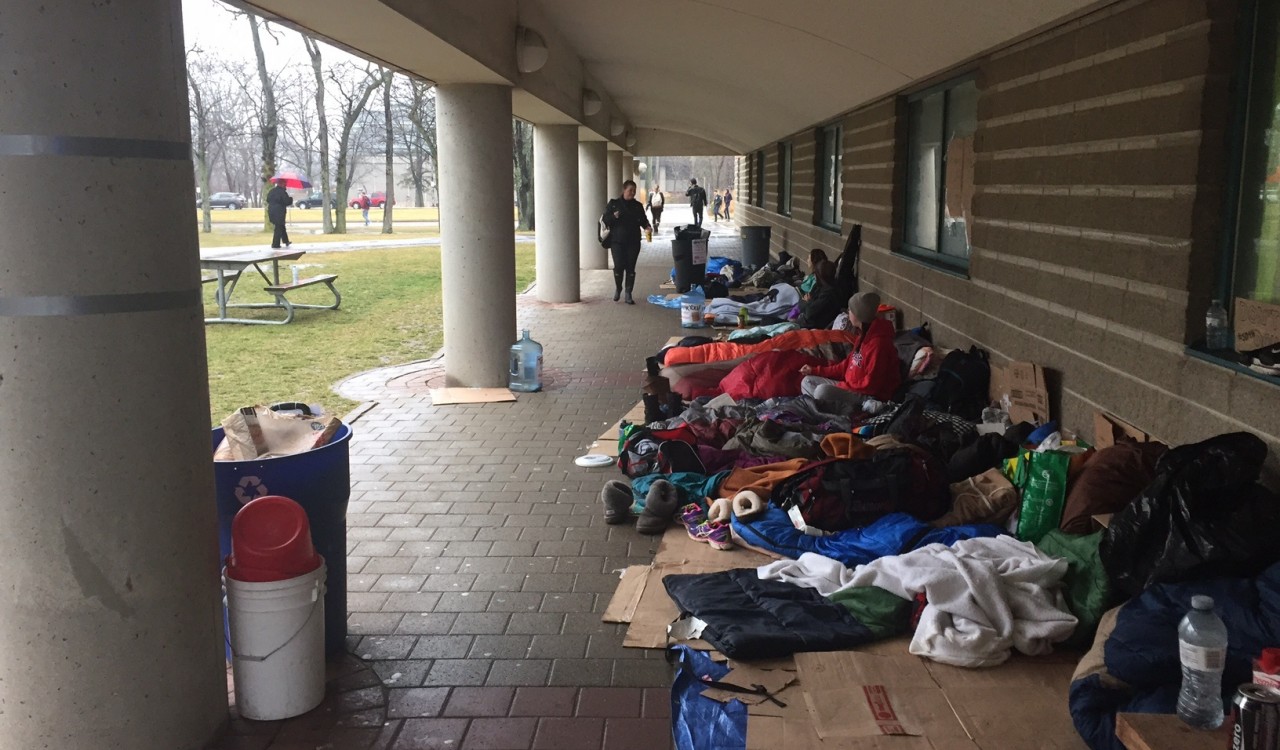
left=1012, top=449, right=1072, bottom=543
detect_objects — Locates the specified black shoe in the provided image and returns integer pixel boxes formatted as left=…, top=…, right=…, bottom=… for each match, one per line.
left=614, top=289, right=622, bottom=302
left=625, top=292, right=635, bottom=305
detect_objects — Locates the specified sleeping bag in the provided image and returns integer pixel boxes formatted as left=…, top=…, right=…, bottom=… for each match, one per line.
left=662, top=328, right=856, bottom=366
left=719, top=350, right=828, bottom=400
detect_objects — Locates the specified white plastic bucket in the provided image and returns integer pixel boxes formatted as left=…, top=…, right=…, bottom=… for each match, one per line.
left=225, top=562, right=327, bottom=720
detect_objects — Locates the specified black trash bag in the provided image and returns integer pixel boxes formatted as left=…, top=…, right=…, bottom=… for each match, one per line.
left=1100, top=432, right=1280, bottom=598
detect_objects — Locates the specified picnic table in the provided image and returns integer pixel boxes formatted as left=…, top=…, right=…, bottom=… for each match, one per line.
left=201, top=248, right=341, bottom=325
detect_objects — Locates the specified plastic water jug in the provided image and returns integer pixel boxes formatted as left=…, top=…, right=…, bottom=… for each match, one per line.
left=1205, top=300, right=1232, bottom=351
left=509, top=330, right=543, bottom=392
left=680, top=286, right=706, bottom=328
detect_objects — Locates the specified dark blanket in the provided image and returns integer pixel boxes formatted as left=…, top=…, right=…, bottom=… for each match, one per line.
left=663, top=568, right=874, bottom=660
left=1069, top=561, right=1280, bottom=750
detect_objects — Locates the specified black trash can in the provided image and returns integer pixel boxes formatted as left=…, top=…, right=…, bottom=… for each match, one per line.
left=672, top=225, right=710, bottom=292
left=740, top=225, right=772, bottom=269
left=213, top=421, right=352, bottom=659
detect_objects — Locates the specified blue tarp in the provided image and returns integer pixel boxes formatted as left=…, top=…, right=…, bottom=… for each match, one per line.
left=670, top=645, right=748, bottom=750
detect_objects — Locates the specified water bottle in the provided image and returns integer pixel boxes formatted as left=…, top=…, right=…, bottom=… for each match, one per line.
left=508, top=330, right=543, bottom=393
left=737, top=306, right=750, bottom=329
left=1205, top=299, right=1232, bottom=351
left=1177, top=595, right=1228, bottom=729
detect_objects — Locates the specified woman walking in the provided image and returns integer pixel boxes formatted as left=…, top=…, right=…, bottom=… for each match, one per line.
left=646, top=185, right=665, bottom=234
left=722, top=188, right=733, bottom=220
left=603, top=179, right=651, bottom=304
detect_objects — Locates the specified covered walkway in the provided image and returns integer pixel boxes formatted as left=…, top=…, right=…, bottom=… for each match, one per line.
left=214, top=218, right=739, bottom=750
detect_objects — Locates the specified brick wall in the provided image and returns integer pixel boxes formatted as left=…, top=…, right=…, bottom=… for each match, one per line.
left=734, top=0, right=1280, bottom=464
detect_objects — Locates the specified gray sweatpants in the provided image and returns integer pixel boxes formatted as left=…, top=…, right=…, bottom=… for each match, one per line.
left=801, top=375, right=870, bottom=413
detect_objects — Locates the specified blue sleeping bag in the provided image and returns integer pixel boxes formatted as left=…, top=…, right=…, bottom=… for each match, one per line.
left=1069, top=561, right=1280, bottom=749
left=730, top=507, right=1003, bottom=567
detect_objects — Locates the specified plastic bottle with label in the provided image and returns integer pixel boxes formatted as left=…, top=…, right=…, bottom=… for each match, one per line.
left=508, top=330, right=543, bottom=393
left=1176, top=595, right=1228, bottom=729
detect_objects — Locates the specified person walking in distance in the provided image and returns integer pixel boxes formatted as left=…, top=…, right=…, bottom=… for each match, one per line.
left=356, top=188, right=371, bottom=226
left=603, top=179, right=651, bottom=305
left=686, top=178, right=708, bottom=228
left=646, top=184, right=665, bottom=234
left=712, top=189, right=724, bottom=222
left=722, top=187, right=733, bottom=220
left=266, top=178, right=293, bottom=249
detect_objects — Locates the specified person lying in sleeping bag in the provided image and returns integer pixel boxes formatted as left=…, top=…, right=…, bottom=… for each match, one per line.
left=799, top=292, right=900, bottom=409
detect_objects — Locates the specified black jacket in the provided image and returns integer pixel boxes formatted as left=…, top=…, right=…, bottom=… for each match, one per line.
left=266, top=186, right=293, bottom=224
left=686, top=185, right=707, bottom=210
left=603, top=197, right=650, bottom=249
left=797, top=283, right=845, bottom=329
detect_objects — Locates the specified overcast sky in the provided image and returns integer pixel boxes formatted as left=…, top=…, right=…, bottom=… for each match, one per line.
left=182, top=0, right=360, bottom=69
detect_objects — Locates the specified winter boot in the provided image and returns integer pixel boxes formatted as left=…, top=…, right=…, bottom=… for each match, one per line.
left=636, top=479, right=680, bottom=534
left=600, top=480, right=633, bottom=525
left=624, top=271, right=636, bottom=305
left=642, top=394, right=666, bottom=425
left=613, top=270, right=624, bottom=302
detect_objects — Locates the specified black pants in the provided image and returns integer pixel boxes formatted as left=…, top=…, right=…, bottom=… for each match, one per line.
left=271, top=220, right=290, bottom=248
left=651, top=208, right=663, bottom=228
left=693, top=207, right=704, bottom=227
left=611, top=242, right=640, bottom=293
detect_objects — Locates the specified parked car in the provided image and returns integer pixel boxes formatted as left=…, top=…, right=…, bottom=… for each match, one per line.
left=349, top=191, right=395, bottom=209
left=295, top=191, right=335, bottom=209
left=196, top=192, right=247, bottom=210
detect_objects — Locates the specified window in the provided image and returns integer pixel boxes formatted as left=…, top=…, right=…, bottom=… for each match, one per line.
left=754, top=151, right=766, bottom=206
left=816, top=124, right=842, bottom=230
left=778, top=141, right=793, bottom=216
left=902, top=77, right=977, bottom=268
left=1228, top=0, right=1280, bottom=323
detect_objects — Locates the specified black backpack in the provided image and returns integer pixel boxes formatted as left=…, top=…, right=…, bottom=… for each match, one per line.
left=771, top=448, right=950, bottom=532
left=927, top=346, right=991, bottom=421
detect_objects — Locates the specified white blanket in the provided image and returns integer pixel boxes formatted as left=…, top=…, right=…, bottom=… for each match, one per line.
left=703, top=283, right=800, bottom=320
left=757, top=536, right=1078, bottom=668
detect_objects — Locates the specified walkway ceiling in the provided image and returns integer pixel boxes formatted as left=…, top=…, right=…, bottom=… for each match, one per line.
left=226, top=0, right=1107, bottom=155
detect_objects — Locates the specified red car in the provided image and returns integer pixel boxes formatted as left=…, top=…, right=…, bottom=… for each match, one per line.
left=350, top=191, right=395, bottom=209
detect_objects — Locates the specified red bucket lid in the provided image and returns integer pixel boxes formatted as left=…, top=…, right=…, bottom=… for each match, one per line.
left=227, top=495, right=320, bottom=581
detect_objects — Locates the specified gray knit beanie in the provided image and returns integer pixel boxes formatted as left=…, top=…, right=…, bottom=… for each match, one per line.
left=849, top=292, right=881, bottom=325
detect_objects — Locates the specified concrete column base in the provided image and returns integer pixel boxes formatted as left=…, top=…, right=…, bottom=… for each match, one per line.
left=578, top=141, right=609, bottom=270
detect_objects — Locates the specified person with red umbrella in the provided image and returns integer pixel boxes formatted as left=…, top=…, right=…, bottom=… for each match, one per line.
left=266, top=177, right=294, bottom=249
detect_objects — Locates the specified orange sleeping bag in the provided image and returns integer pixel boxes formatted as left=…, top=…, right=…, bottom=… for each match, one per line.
left=662, top=328, right=857, bottom=366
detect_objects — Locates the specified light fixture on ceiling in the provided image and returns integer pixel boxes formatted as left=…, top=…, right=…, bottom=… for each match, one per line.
left=625, top=132, right=637, bottom=148
left=582, top=89, right=602, bottom=116
left=516, top=26, right=548, bottom=73
left=610, top=119, right=625, bottom=137
left=636, top=162, right=647, bottom=174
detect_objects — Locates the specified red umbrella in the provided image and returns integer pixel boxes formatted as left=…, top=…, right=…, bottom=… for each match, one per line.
left=270, top=171, right=312, bottom=189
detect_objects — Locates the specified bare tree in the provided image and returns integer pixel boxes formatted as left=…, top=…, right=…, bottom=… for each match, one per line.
left=401, top=80, right=438, bottom=208
left=513, top=119, right=534, bottom=231
left=247, top=13, right=279, bottom=231
left=381, top=69, right=395, bottom=234
left=330, top=62, right=384, bottom=233
left=304, top=36, right=334, bottom=232
left=187, top=48, right=237, bottom=233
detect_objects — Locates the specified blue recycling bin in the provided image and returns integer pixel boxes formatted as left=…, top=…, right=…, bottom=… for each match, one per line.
left=212, top=423, right=352, bottom=658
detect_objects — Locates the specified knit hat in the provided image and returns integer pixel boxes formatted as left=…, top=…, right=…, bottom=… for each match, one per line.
left=849, top=292, right=881, bottom=325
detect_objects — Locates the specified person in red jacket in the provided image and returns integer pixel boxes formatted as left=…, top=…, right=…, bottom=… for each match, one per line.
left=798, top=291, right=900, bottom=413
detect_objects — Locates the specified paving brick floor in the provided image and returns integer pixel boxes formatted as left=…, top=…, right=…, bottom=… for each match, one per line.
left=213, top=216, right=743, bottom=750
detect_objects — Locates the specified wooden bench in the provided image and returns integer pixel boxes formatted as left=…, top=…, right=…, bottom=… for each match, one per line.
left=264, top=274, right=339, bottom=295
left=260, top=274, right=342, bottom=325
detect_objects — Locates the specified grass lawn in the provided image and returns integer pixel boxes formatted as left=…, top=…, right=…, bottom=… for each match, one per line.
left=197, top=227, right=441, bottom=249
left=204, top=244, right=536, bottom=424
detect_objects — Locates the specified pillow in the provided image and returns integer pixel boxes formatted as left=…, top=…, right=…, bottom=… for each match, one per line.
left=1059, top=441, right=1167, bottom=534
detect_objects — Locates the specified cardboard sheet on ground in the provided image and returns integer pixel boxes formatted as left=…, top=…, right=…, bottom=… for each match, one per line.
left=791, top=647, right=1086, bottom=750
left=429, top=388, right=516, bottom=405
left=701, top=662, right=797, bottom=705
left=609, top=525, right=771, bottom=649
left=592, top=400, right=646, bottom=458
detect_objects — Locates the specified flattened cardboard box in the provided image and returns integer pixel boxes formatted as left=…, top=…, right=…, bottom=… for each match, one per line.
left=790, top=648, right=1087, bottom=750
left=989, top=361, right=1049, bottom=426
left=1234, top=297, right=1280, bottom=352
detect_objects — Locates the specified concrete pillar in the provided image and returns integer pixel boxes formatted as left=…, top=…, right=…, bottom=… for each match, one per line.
left=534, top=124, right=579, bottom=303
left=607, top=149, right=624, bottom=199
left=624, top=155, right=636, bottom=185
left=437, top=84, right=517, bottom=386
left=578, top=141, right=609, bottom=270
left=0, top=3, right=225, bottom=749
